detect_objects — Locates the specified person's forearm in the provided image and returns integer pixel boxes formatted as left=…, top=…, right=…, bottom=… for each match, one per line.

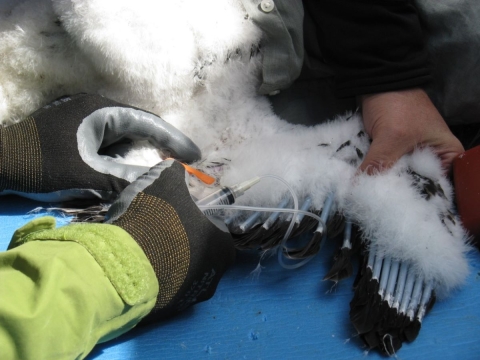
left=0, top=218, right=158, bottom=360
left=303, top=0, right=431, bottom=97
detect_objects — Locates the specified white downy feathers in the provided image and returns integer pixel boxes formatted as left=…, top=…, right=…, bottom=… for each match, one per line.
left=0, top=0, right=471, bottom=298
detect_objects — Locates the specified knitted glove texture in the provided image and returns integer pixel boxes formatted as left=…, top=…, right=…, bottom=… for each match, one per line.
left=0, top=93, right=200, bottom=201
left=106, top=159, right=236, bottom=322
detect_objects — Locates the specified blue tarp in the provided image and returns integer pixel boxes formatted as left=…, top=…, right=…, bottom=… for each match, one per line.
left=1, top=196, right=479, bottom=360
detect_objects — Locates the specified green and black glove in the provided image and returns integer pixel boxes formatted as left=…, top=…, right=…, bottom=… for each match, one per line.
left=3, top=159, right=235, bottom=359
left=104, top=159, right=236, bottom=321
left=0, top=93, right=201, bottom=202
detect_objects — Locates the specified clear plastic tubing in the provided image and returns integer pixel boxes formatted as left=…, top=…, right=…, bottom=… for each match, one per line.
left=199, top=203, right=325, bottom=270
left=196, top=174, right=326, bottom=270
left=198, top=203, right=324, bottom=226
left=256, top=175, right=300, bottom=270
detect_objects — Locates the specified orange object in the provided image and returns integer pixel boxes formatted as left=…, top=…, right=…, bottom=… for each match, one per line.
left=453, top=145, right=480, bottom=247
left=166, top=158, right=216, bottom=185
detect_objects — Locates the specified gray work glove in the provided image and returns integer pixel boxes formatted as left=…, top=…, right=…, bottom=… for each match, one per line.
left=0, top=93, right=200, bottom=201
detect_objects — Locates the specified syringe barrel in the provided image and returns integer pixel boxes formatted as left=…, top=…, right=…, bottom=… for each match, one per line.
left=196, top=187, right=235, bottom=215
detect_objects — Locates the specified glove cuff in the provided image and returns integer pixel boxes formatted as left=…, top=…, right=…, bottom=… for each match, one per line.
left=9, top=216, right=159, bottom=307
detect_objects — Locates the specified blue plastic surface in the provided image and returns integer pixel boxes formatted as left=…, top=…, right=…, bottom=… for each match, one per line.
left=1, top=196, right=479, bottom=360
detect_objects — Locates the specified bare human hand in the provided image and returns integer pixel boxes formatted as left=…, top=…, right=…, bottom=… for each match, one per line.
left=358, top=88, right=464, bottom=175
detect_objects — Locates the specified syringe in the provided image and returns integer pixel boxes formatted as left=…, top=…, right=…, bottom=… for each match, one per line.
left=195, top=176, right=261, bottom=215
